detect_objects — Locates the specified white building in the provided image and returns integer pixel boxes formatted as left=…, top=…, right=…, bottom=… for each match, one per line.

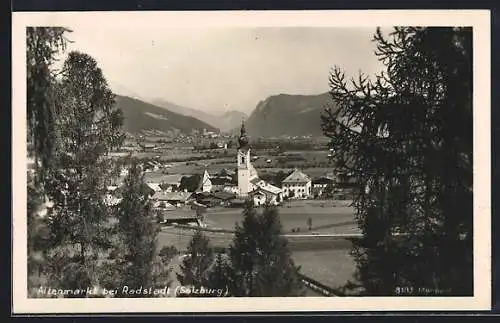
left=236, top=122, right=283, bottom=205
left=146, top=182, right=162, bottom=193
left=282, top=168, right=312, bottom=199
left=311, top=176, right=335, bottom=197
left=199, top=169, right=213, bottom=193
left=249, top=183, right=283, bottom=206
left=223, top=185, right=240, bottom=195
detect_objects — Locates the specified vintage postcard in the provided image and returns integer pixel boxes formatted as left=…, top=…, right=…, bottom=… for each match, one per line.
left=12, top=10, right=491, bottom=313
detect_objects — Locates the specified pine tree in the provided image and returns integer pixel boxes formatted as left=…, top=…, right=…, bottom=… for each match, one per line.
left=43, top=51, right=124, bottom=293
left=27, top=183, right=53, bottom=296
left=26, top=27, right=71, bottom=185
left=224, top=201, right=304, bottom=296
left=176, top=230, right=214, bottom=290
left=207, top=253, right=232, bottom=294
left=26, top=27, right=71, bottom=294
left=321, top=27, right=473, bottom=295
left=114, top=161, right=172, bottom=297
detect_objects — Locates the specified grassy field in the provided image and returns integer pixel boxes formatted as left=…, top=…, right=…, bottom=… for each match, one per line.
left=203, top=202, right=357, bottom=234
left=157, top=228, right=357, bottom=252
left=157, top=200, right=358, bottom=250
left=292, top=248, right=357, bottom=290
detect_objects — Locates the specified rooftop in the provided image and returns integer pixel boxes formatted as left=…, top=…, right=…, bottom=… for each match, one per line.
left=312, top=177, right=334, bottom=185
left=146, top=183, right=162, bottom=192
left=159, top=209, right=198, bottom=220
left=282, top=169, right=311, bottom=184
left=253, top=182, right=282, bottom=195
left=151, top=191, right=192, bottom=202
left=143, top=172, right=184, bottom=185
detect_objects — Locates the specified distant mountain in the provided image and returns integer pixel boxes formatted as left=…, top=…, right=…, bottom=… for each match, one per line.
left=218, top=110, right=248, bottom=132
left=114, top=95, right=219, bottom=135
left=151, top=98, right=246, bottom=132
left=151, top=98, right=219, bottom=127
left=243, top=92, right=336, bottom=137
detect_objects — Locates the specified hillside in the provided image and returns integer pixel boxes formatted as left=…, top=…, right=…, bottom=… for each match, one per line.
left=244, top=92, right=336, bottom=137
left=218, top=110, right=248, bottom=132
left=114, top=95, right=219, bottom=135
left=151, top=99, right=246, bottom=132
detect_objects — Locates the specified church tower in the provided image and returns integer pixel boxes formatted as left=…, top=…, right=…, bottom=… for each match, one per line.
left=237, top=121, right=251, bottom=197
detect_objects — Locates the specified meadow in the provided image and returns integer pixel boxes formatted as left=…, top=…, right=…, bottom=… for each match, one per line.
left=292, top=248, right=357, bottom=290
left=156, top=200, right=359, bottom=291
left=203, top=203, right=357, bottom=234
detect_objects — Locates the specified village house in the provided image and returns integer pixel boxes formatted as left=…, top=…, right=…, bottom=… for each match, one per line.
left=151, top=191, right=193, bottom=208
left=146, top=182, right=162, bottom=193
left=311, top=176, right=335, bottom=197
left=282, top=168, right=312, bottom=199
left=140, top=142, right=156, bottom=152
left=197, top=168, right=238, bottom=194
left=143, top=160, right=162, bottom=172
left=249, top=183, right=283, bottom=206
left=210, top=177, right=235, bottom=192
left=158, top=208, right=203, bottom=227
left=144, top=173, right=183, bottom=192
left=195, top=191, right=236, bottom=207
left=223, top=185, right=240, bottom=195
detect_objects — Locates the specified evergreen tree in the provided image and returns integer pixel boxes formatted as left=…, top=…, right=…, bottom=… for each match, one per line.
left=43, top=51, right=124, bottom=293
left=224, top=201, right=304, bottom=296
left=114, top=162, right=172, bottom=296
left=179, top=174, right=202, bottom=192
left=26, top=27, right=71, bottom=184
left=26, top=27, right=71, bottom=294
left=27, top=183, right=53, bottom=296
left=321, top=27, right=473, bottom=295
left=207, top=253, right=232, bottom=294
left=176, top=230, right=214, bottom=290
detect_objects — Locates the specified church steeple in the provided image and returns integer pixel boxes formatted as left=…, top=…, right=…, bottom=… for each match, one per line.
left=238, top=120, right=249, bottom=149
left=237, top=120, right=251, bottom=197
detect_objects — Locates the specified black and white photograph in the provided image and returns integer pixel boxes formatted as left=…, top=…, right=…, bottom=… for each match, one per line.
left=12, top=10, right=491, bottom=313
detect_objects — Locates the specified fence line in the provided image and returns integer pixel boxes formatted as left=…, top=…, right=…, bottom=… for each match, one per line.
left=298, top=273, right=341, bottom=296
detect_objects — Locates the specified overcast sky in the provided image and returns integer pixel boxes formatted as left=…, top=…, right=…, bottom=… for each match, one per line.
left=61, top=26, right=385, bottom=114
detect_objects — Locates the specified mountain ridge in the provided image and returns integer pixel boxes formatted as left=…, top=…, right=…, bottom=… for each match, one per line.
left=114, top=95, right=219, bottom=135
left=242, top=92, right=335, bottom=137
left=151, top=98, right=247, bottom=132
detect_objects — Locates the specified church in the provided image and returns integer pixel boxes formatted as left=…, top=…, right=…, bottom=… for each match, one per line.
left=236, top=122, right=283, bottom=206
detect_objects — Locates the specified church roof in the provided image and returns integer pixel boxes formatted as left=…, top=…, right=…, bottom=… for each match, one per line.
left=211, top=177, right=231, bottom=185
left=250, top=177, right=263, bottom=185
left=282, top=168, right=311, bottom=183
left=248, top=162, right=259, bottom=180
left=201, top=169, right=211, bottom=182
left=196, top=169, right=212, bottom=192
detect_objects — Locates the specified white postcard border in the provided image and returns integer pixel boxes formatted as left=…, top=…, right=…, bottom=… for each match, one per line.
left=12, top=9, right=491, bottom=313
